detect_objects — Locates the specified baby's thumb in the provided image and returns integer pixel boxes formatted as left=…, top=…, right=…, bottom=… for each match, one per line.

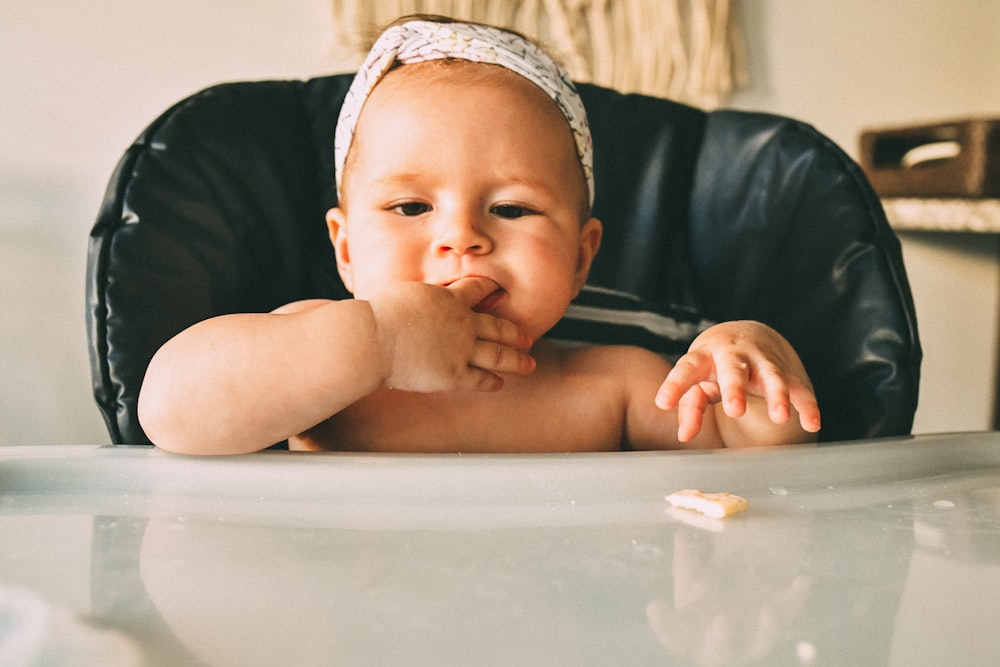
left=447, top=276, right=501, bottom=310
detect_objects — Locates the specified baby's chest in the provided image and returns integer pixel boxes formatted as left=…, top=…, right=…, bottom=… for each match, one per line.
left=317, top=375, right=626, bottom=453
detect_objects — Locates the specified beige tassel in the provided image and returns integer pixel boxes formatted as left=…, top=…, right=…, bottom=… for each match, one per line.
left=328, top=0, right=744, bottom=108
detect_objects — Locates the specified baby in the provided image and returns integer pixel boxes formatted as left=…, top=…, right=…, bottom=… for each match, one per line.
left=138, top=16, right=821, bottom=455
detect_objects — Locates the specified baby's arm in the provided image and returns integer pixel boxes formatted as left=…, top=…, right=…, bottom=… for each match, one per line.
left=138, top=277, right=534, bottom=454
left=651, top=321, right=821, bottom=447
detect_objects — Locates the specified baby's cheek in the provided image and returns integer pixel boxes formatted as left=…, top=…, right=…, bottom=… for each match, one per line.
left=527, top=285, right=579, bottom=340
left=501, top=240, right=582, bottom=332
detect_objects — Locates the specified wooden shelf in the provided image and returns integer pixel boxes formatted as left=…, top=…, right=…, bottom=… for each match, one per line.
left=881, top=198, right=1000, bottom=234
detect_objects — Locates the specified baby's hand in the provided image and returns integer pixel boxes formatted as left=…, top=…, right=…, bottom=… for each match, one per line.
left=655, top=321, right=821, bottom=443
left=368, top=277, right=535, bottom=393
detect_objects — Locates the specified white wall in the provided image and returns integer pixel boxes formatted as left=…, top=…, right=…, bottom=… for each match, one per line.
left=0, top=1, right=355, bottom=444
left=1, top=1, right=998, bottom=444
left=729, top=1, right=1000, bottom=160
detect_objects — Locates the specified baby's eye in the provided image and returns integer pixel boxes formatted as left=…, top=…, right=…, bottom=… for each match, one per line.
left=392, top=202, right=430, bottom=217
left=490, top=204, right=536, bottom=219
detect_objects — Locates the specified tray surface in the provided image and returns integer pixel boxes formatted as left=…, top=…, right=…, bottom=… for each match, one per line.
left=2, top=433, right=999, bottom=666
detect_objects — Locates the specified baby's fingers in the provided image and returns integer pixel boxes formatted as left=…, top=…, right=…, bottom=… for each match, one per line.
left=751, top=361, right=793, bottom=424
left=655, top=350, right=713, bottom=410
left=676, top=384, right=715, bottom=442
left=714, top=353, right=753, bottom=419
left=788, top=379, right=822, bottom=433
left=756, top=364, right=822, bottom=432
left=448, top=276, right=502, bottom=310
left=463, top=313, right=536, bottom=385
left=469, top=339, right=536, bottom=378
left=475, top=312, right=533, bottom=350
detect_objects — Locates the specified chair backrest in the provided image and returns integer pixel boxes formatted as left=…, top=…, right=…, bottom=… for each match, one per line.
left=87, top=74, right=921, bottom=445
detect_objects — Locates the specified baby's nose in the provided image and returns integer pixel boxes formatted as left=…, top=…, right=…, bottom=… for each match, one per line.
left=434, top=216, right=493, bottom=256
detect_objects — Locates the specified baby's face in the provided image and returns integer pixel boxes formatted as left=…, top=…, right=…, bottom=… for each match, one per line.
left=329, top=62, right=601, bottom=342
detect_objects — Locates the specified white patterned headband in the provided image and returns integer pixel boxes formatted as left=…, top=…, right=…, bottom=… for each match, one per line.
left=334, top=19, right=595, bottom=207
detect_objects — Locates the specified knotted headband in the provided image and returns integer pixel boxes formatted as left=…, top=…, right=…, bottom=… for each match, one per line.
left=334, top=19, right=595, bottom=207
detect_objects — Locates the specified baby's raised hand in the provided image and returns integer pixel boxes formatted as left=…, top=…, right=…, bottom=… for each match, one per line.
left=368, top=277, right=535, bottom=393
left=655, top=321, right=821, bottom=443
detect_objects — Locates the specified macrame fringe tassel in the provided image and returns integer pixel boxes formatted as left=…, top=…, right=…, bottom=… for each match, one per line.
left=329, top=0, right=746, bottom=109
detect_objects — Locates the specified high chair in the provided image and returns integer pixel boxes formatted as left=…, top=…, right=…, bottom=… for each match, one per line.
left=87, top=74, right=921, bottom=445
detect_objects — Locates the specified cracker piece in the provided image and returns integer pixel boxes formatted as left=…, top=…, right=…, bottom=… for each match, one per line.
left=665, top=489, right=748, bottom=518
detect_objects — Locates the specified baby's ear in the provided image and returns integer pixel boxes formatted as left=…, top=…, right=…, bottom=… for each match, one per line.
left=572, top=217, right=603, bottom=294
left=326, top=207, right=354, bottom=293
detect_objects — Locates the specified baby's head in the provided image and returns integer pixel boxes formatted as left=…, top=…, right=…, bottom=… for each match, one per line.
left=335, top=15, right=593, bottom=214
left=329, top=16, right=602, bottom=341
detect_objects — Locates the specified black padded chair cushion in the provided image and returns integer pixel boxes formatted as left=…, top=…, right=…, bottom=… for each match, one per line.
left=87, top=74, right=920, bottom=445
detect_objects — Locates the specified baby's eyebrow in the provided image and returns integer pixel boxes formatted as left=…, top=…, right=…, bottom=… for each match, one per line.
left=500, top=174, right=557, bottom=194
left=370, top=172, right=557, bottom=196
left=371, top=172, right=425, bottom=187
left=493, top=174, right=585, bottom=208
left=362, top=172, right=436, bottom=195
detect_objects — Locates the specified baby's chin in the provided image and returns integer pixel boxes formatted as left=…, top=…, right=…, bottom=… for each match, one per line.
left=515, top=314, right=566, bottom=348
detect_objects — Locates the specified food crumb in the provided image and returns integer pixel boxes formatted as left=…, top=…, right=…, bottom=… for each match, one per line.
left=665, top=489, right=748, bottom=518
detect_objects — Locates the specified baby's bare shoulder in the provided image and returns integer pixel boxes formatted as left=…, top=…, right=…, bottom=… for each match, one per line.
left=557, top=343, right=672, bottom=376
left=542, top=344, right=672, bottom=404
left=271, top=299, right=336, bottom=315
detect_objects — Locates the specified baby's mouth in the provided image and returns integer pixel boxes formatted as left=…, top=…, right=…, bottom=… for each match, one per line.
left=472, top=287, right=506, bottom=314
